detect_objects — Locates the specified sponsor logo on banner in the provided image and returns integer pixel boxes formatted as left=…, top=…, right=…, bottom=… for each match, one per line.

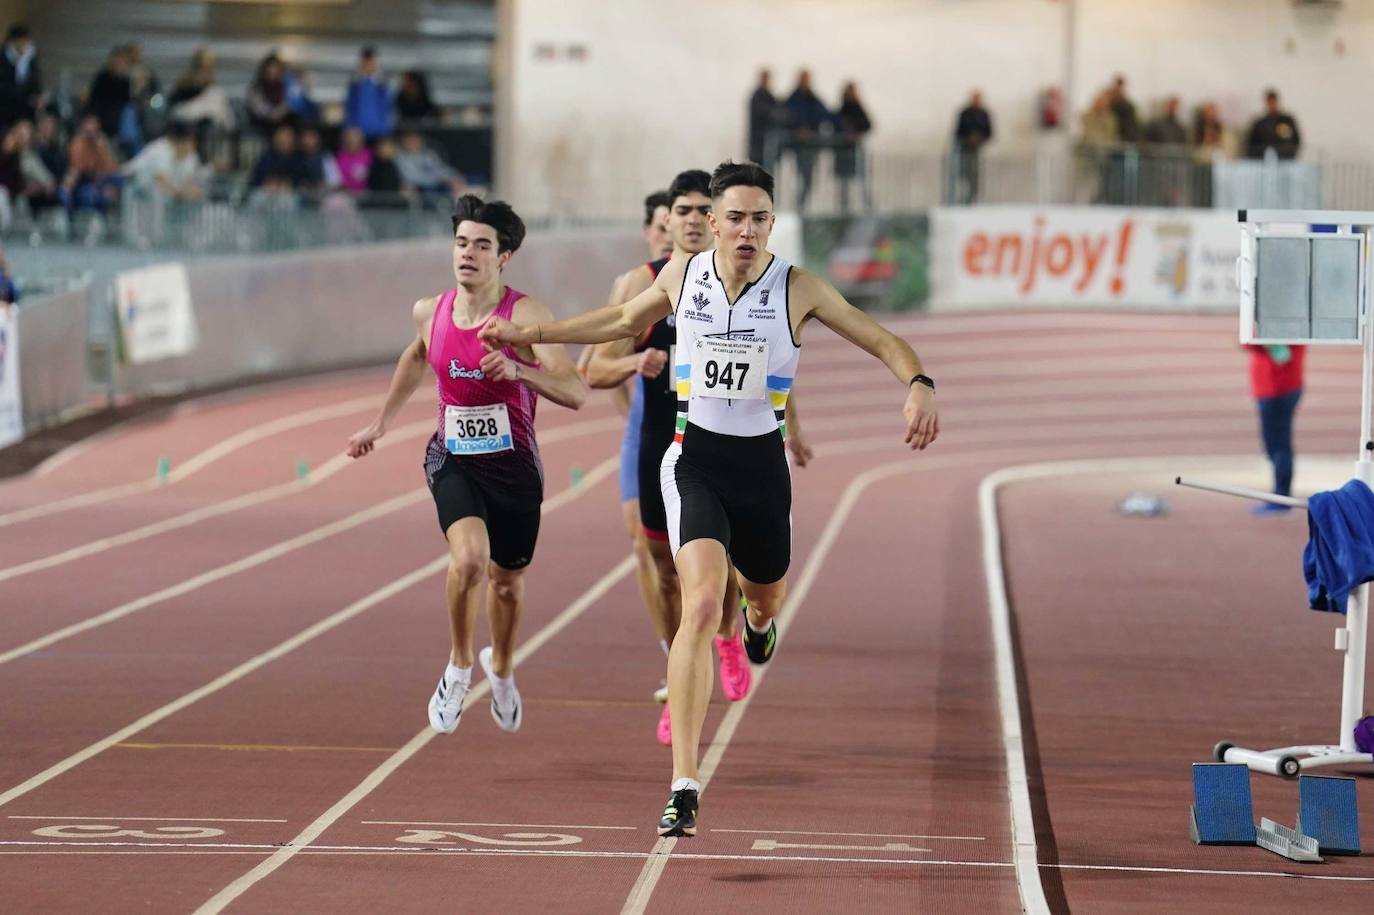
left=115, top=262, right=199, bottom=364
left=930, top=207, right=1240, bottom=309
left=0, top=306, right=21, bottom=448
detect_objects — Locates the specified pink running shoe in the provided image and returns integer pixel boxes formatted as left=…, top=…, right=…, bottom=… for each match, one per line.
left=714, top=633, right=752, bottom=701
left=656, top=703, right=672, bottom=746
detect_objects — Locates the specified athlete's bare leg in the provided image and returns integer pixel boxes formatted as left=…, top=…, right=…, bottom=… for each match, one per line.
left=646, top=537, right=682, bottom=643
left=485, top=561, right=526, bottom=678
left=623, top=499, right=665, bottom=642
left=719, top=568, right=741, bottom=637
left=738, top=572, right=787, bottom=639
left=667, top=538, right=730, bottom=781
left=444, top=517, right=490, bottom=668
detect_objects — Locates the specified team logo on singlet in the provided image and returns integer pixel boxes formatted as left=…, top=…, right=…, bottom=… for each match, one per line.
left=695, top=270, right=711, bottom=288
left=448, top=359, right=484, bottom=380
left=746, top=289, right=773, bottom=320
left=691, top=291, right=710, bottom=310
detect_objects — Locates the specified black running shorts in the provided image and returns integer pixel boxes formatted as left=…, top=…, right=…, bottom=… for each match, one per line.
left=660, top=423, right=791, bottom=584
left=428, top=455, right=541, bottom=570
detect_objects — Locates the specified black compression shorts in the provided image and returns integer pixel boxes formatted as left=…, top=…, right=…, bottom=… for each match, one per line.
left=428, top=455, right=541, bottom=570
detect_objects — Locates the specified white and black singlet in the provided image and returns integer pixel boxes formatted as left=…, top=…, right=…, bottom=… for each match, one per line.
left=659, top=250, right=800, bottom=584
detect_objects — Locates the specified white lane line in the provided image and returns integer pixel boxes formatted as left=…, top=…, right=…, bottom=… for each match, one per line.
left=360, top=821, right=638, bottom=830
left=0, top=395, right=384, bottom=527
left=711, top=829, right=986, bottom=841
left=621, top=457, right=969, bottom=915
left=193, top=551, right=638, bottom=915
left=0, top=413, right=624, bottom=583
left=0, top=417, right=431, bottom=583
left=0, top=416, right=624, bottom=669
left=978, top=467, right=1053, bottom=915
left=0, top=457, right=619, bottom=813
left=5, top=842, right=1371, bottom=884
left=6, top=816, right=286, bottom=823
left=0, top=491, right=427, bottom=665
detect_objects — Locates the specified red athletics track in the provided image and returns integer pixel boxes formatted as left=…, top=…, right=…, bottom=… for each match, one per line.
left=0, top=312, right=1370, bottom=914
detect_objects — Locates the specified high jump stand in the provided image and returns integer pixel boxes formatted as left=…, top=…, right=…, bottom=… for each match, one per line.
left=1178, top=208, right=1374, bottom=779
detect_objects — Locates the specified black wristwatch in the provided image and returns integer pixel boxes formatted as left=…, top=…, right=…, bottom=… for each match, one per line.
left=910, top=374, right=935, bottom=392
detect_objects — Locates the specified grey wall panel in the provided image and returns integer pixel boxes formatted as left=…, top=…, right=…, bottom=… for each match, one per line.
left=108, top=225, right=642, bottom=399
left=17, top=287, right=90, bottom=430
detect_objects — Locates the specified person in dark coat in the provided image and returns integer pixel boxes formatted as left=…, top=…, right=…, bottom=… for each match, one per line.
left=1246, top=89, right=1301, bottom=160
left=834, top=82, right=872, bottom=213
left=952, top=89, right=993, bottom=204
left=0, top=25, right=42, bottom=132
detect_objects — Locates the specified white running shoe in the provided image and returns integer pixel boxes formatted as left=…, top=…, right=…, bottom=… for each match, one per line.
left=428, top=666, right=469, bottom=734
left=653, top=682, right=669, bottom=704
left=479, top=646, right=522, bottom=732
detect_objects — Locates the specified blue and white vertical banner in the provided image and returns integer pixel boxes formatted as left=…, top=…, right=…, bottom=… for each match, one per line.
left=0, top=305, right=22, bottom=448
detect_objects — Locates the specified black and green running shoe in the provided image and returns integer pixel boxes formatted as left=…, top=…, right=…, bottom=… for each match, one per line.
left=740, top=608, right=777, bottom=665
left=658, top=788, right=698, bottom=837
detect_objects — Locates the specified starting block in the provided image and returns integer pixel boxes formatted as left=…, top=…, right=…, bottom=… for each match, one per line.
left=1297, top=775, right=1362, bottom=855
left=1190, top=763, right=1257, bottom=845
left=1256, top=818, right=1323, bottom=863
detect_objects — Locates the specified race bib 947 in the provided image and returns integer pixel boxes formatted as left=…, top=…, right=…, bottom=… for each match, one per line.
left=690, top=338, right=768, bottom=401
left=445, top=403, right=513, bottom=454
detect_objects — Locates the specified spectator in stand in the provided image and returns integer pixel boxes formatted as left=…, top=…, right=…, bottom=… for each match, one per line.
left=0, top=25, right=42, bottom=132
left=169, top=47, right=235, bottom=132
left=1108, top=74, right=1140, bottom=143
left=395, top=70, right=439, bottom=125
left=1193, top=102, right=1237, bottom=162
left=125, top=43, right=159, bottom=109
left=60, top=114, right=121, bottom=216
left=394, top=129, right=462, bottom=207
left=344, top=46, right=392, bottom=141
left=33, top=111, right=63, bottom=180
left=952, top=88, right=992, bottom=204
left=120, top=121, right=204, bottom=201
left=335, top=125, right=373, bottom=193
left=1079, top=91, right=1119, bottom=204
left=1144, top=96, right=1187, bottom=146
left=784, top=69, right=834, bottom=211
left=249, top=123, right=308, bottom=189
left=285, top=67, right=321, bottom=126
left=833, top=81, right=871, bottom=213
left=1246, top=88, right=1301, bottom=161
left=365, top=136, right=407, bottom=205
left=297, top=126, right=341, bottom=191
left=0, top=119, right=57, bottom=213
left=85, top=47, right=132, bottom=139
left=0, top=246, right=18, bottom=303
left=746, top=68, right=780, bottom=168
left=247, top=53, right=291, bottom=136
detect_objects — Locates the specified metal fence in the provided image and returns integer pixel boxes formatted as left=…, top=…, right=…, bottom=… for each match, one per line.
left=765, top=141, right=1374, bottom=217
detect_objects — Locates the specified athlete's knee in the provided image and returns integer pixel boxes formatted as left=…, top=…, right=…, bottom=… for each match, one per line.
left=679, top=589, right=722, bottom=636
left=447, top=548, right=486, bottom=587
left=488, top=566, right=524, bottom=603
left=743, top=580, right=786, bottom=620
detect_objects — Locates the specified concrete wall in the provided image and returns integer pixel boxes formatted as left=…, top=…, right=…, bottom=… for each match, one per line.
left=498, top=0, right=1374, bottom=218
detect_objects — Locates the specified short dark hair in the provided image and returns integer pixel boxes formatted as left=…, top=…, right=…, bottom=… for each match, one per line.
left=451, top=194, right=526, bottom=254
left=709, top=161, right=774, bottom=202
left=360, top=45, right=377, bottom=60
left=667, top=169, right=711, bottom=207
left=1265, top=88, right=1280, bottom=101
left=6, top=25, right=29, bottom=42
left=166, top=121, right=192, bottom=141
left=642, top=190, right=669, bottom=226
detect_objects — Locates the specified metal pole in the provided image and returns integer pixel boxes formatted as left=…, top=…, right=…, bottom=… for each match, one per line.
left=1342, top=227, right=1374, bottom=751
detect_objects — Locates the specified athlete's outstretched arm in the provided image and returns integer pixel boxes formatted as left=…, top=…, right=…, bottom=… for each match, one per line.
left=480, top=261, right=680, bottom=349
left=584, top=264, right=666, bottom=388
left=479, top=295, right=588, bottom=410
left=796, top=270, right=939, bottom=450
left=784, top=391, right=813, bottom=467
left=346, top=297, right=435, bottom=457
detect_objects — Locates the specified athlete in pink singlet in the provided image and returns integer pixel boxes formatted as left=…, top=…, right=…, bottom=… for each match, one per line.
left=346, top=195, right=586, bottom=737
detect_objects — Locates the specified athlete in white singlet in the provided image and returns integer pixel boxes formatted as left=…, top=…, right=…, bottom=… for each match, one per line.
left=481, top=162, right=938, bottom=837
